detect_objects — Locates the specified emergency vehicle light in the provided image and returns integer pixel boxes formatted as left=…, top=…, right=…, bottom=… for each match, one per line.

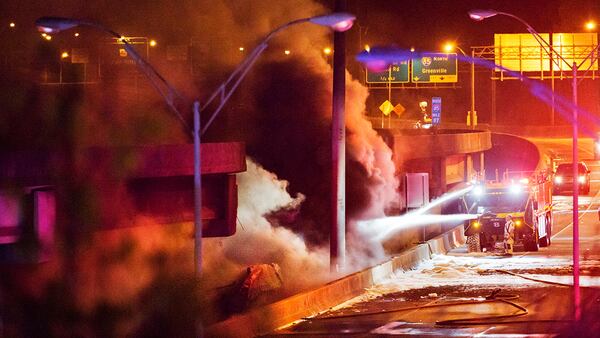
left=509, top=184, right=522, bottom=193
left=473, top=186, right=484, bottom=195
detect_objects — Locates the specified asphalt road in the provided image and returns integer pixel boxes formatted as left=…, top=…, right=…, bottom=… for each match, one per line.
left=269, top=137, right=600, bottom=337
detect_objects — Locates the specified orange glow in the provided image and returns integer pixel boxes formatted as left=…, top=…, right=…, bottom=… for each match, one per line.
left=443, top=42, right=455, bottom=53
left=61, top=51, right=69, bottom=59
left=585, top=21, right=597, bottom=30
left=410, top=47, right=415, bottom=52
left=239, top=46, right=244, bottom=52
left=9, top=22, right=15, bottom=28
left=323, top=47, right=332, bottom=55
left=364, top=44, right=370, bottom=52
left=43, top=34, right=52, bottom=41
left=284, top=50, right=291, bottom=55
left=74, top=32, right=80, bottom=37
left=149, top=39, right=157, bottom=47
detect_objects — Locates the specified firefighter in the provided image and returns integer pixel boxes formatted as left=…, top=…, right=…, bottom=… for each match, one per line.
left=418, top=101, right=432, bottom=124
left=504, top=214, right=515, bottom=255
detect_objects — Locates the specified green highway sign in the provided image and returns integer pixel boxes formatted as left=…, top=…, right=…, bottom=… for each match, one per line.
left=366, top=61, right=409, bottom=83
left=411, top=53, right=457, bottom=83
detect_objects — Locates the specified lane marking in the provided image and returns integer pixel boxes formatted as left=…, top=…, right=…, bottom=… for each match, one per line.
left=552, top=187, right=600, bottom=239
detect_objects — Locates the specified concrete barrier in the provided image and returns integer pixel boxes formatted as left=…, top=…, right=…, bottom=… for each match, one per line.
left=205, top=225, right=466, bottom=338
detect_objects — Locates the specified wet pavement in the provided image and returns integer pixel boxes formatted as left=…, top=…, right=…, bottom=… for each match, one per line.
left=267, top=281, right=600, bottom=337
left=266, top=140, right=600, bottom=337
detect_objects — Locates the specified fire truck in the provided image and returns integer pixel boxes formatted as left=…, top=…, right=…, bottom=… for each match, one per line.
left=461, top=170, right=553, bottom=253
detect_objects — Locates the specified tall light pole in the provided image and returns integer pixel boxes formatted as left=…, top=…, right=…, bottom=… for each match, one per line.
left=199, top=12, right=356, bottom=133
left=443, top=42, right=476, bottom=128
left=35, top=16, right=202, bottom=274
left=469, top=9, right=600, bottom=321
left=331, top=0, right=347, bottom=273
left=36, top=12, right=356, bottom=276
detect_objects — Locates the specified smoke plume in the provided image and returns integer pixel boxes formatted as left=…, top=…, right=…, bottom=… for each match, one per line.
left=0, top=1, right=405, bottom=335
left=203, top=159, right=331, bottom=294
left=197, top=6, right=400, bottom=253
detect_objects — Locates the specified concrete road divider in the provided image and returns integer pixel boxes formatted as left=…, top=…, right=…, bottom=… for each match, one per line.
left=206, top=225, right=466, bottom=338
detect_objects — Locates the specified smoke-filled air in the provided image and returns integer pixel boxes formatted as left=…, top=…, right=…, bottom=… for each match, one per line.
left=197, top=0, right=402, bottom=305
left=0, top=0, right=409, bottom=335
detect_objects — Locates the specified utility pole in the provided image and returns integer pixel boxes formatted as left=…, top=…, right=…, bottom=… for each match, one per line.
left=331, top=0, right=347, bottom=272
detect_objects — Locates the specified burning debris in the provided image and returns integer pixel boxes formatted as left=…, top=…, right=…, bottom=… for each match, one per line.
left=220, top=263, right=284, bottom=313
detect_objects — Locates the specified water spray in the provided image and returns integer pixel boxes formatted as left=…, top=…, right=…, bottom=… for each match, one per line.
left=369, top=214, right=478, bottom=242
left=358, top=185, right=476, bottom=242
left=410, top=186, right=474, bottom=216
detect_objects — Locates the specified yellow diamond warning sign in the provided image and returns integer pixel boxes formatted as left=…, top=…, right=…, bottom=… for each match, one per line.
left=393, top=103, right=405, bottom=116
left=379, top=100, right=393, bottom=116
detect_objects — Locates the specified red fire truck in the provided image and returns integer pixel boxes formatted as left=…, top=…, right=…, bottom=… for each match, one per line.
left=461, top=170, right=553, bottom=253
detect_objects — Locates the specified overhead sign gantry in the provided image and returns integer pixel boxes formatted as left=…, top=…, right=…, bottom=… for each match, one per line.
left=411, top=53, right=458, bottom=83
left=365, top=53, right=458, bottom=84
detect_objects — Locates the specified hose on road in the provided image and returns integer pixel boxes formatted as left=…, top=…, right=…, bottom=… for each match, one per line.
left=435, top=297, right=527, bottom=326
left=495, top=269, right=574, bottom=287
left=296, top=270, right=578, bottom=331
left=303, top=289, right=524, bottom=322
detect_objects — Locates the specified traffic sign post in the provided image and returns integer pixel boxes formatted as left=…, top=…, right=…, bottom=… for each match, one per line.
left=379, top=100, right=393, bottom=116
left=393, top=103, right=405, bottom=117
left=431, top=97, right=442, bottom=125
left=366, top=61, right=409, bottom=83
left=412, top=53, right=458, bottom=83
left=379, top=100, right=393, bottom=128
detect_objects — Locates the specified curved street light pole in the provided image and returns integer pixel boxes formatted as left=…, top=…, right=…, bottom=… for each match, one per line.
left=199, top=12, right=356, bottom=134
left=36, top=12, right=356, bottom=276
left=453, top=45, right=467, bottom=56
left=446, top=44, right=476, bottom=128
left=37, top=17, right=191, bottom=134
left=469, top=9, right=584, bottom=321
left=35, top=16, right=204, bottom=274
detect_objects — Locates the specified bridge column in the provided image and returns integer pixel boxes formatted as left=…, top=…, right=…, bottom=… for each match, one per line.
left=431, top=156, right=446, bottom=198
left=471, top=151, right=485, bottom=180
left=464, top=154, right=472, bottom=182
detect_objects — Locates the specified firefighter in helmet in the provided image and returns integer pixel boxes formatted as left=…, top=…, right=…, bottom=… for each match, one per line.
left=504, top=214, right=515, bottom=255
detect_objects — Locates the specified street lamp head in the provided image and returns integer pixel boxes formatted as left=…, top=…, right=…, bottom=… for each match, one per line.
left=443, top=42, right=455, bottom=53
left=35, top=16, right=81, bottom=33
left=468, top=9, right=499, bottom=21
left=309, top=12, right=356, bottom=32
left=585, top=20, right=597, bottom=31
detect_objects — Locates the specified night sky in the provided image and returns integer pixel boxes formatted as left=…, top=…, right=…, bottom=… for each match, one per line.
left=2, top=1, right=598, bottom=62
left=347, top=0, right=598, bottom=50
left=0, top=1, right=599, bottom=336
left=2, top=1, right=598, bottom=47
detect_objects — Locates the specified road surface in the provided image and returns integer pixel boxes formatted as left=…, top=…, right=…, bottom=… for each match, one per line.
left=268, top=137, right=600, bottom=337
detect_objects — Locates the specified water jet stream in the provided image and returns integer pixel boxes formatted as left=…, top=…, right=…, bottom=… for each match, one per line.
left=358, top=186, right=477, bottom=242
